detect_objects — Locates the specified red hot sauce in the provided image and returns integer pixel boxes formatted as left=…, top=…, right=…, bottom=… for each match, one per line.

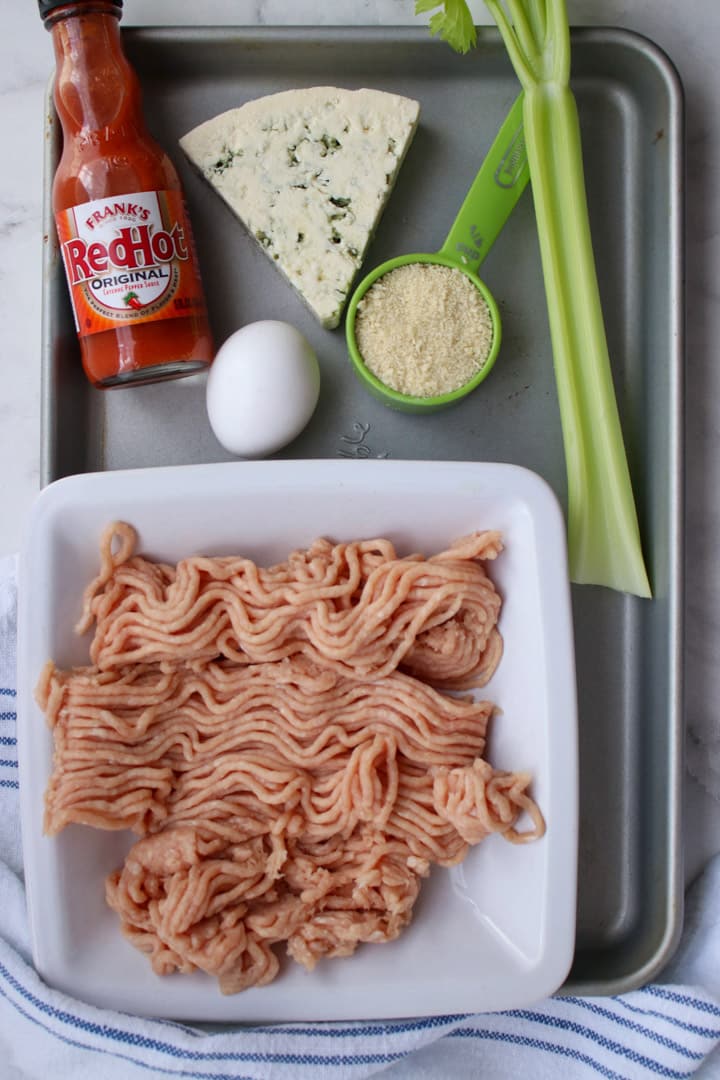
left=40, top=0, right=214, bottom=388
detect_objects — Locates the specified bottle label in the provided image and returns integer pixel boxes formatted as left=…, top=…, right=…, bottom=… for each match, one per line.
left=55, top=190, right=207, bottom=337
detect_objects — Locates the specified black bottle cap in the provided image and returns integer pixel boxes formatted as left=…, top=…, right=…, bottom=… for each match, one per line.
left=38, top=0, right=122, bottom=21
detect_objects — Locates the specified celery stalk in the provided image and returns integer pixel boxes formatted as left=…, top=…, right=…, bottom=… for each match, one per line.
left=485, top=0, right=652, bottom=597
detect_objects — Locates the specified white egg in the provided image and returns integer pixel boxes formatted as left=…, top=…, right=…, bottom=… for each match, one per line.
left=206, top=320, right=321, bottom=458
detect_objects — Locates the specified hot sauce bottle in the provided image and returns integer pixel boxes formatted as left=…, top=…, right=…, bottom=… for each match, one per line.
left=39, top=0, right=214, bottom=388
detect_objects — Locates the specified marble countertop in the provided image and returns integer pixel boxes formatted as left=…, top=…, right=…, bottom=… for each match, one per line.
left=2, top=0, right=719, bottom=925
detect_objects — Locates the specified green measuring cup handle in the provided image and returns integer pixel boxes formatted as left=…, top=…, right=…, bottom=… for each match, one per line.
left=439, top=92, right=529, bottom=273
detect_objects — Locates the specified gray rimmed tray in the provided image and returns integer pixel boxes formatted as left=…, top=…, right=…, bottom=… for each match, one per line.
left=39, top=25, right=684, bottom=997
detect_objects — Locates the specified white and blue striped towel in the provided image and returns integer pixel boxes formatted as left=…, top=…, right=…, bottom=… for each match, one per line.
left=1, top=553, right=719, bottom=1080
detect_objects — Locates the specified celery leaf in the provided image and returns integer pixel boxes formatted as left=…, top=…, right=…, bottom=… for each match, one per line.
left=415, top=0, right=477, bottom=54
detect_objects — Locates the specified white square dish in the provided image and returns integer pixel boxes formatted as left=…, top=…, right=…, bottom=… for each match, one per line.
left=17, top=459, right=578, bottom=1022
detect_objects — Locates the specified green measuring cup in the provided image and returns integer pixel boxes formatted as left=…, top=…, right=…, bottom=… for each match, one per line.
left=345, top=93, right=529, bottom=413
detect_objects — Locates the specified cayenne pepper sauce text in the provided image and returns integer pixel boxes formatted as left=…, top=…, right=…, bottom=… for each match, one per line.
left=40, top=0, right=214, bottom=388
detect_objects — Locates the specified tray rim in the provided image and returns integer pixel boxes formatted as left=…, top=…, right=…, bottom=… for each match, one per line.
left=37, top=23, right=686, bottom=999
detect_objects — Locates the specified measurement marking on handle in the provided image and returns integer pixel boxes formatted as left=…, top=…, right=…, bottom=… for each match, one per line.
left=494, top=124, right=527, bottom=189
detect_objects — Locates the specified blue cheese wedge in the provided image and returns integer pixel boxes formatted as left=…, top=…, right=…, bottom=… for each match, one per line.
left=179, top=87, right=420, bottom=329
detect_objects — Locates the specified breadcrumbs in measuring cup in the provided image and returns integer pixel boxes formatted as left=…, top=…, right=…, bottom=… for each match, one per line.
left=354, top=263, right=494, bottom=398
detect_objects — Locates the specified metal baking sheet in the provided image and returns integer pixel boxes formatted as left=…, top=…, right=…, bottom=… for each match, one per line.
left=39, top=26, right=684, bottom=996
